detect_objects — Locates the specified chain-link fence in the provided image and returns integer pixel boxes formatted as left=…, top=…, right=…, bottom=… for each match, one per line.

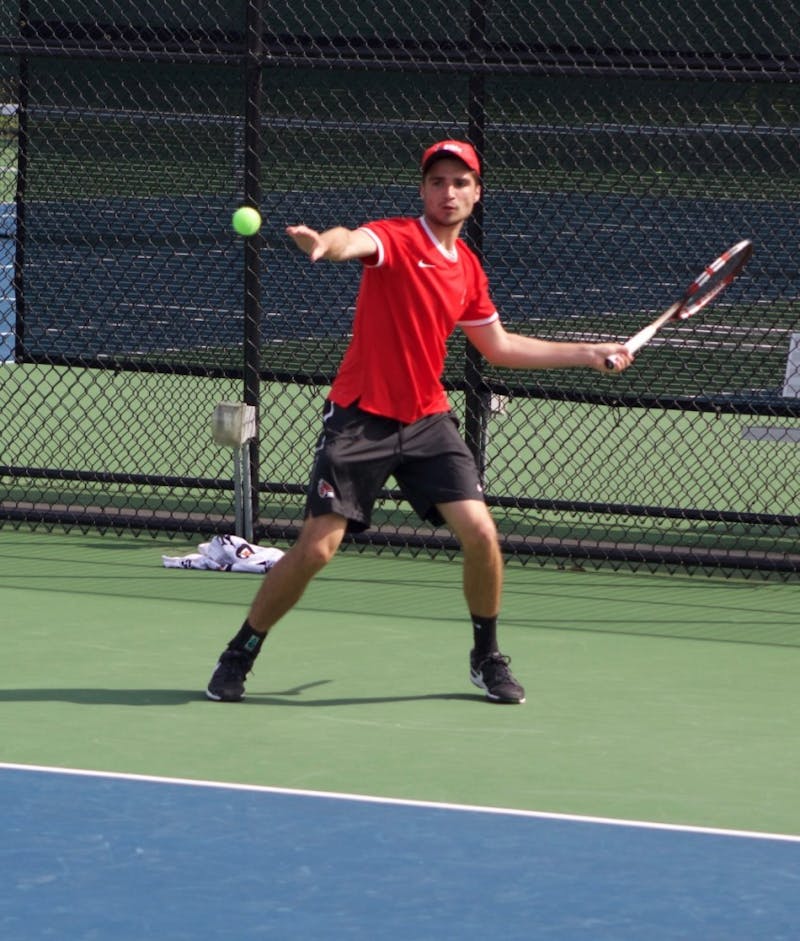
left=1, top=2, right=799, bottom=574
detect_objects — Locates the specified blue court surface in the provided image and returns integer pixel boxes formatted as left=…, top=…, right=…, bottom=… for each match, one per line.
left=2, top=763, right=798, bottom=940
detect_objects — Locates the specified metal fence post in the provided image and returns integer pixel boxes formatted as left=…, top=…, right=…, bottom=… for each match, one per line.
left=243, top=0, right=264, bottom=537
left=463, top=0, right=490, bottom=482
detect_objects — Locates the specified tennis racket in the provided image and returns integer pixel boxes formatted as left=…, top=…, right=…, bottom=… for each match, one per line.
left=606, top=239, right=753, bottom=370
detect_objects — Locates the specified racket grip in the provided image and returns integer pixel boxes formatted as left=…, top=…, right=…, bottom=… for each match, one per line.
left=606, top=339, right=637, bottom=371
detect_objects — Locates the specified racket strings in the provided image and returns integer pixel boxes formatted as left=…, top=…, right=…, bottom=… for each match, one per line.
left=680, top=240, right=753, bottom=319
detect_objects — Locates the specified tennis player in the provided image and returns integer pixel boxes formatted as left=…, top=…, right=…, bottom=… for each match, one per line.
left=206, top=139, right=633, bottom=705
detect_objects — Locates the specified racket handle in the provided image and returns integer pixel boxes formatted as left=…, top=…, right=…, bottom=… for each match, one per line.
left=613, top=301, right=682, bottom=369
left=605, top=340, right=636, bottom=371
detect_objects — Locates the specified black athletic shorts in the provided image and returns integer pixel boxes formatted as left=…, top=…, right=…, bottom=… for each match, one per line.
left=305, top=400, right=485, bottom=533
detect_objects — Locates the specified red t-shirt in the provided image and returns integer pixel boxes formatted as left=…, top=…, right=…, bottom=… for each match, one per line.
left=328, top=216, right=499, bottom=423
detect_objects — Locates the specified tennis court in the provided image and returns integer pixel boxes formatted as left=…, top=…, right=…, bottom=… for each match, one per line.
left=3, top=528, right=800, bottom=938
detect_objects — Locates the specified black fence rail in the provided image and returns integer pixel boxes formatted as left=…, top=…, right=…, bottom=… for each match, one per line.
left=1, top=1, right=799, bottom=574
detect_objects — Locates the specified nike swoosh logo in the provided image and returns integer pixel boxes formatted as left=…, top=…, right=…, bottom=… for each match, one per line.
left=417, top=260, right=436, bottom=268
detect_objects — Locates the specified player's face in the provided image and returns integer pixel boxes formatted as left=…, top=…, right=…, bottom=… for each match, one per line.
left=420, top=159, right=481, bottom=230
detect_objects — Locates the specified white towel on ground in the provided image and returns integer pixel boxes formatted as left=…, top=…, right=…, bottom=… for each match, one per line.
left=162, top=534, right=284, bottom=574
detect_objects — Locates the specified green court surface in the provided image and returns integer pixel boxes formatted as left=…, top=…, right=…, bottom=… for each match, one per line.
left=2, top=528, right=799, bottom=837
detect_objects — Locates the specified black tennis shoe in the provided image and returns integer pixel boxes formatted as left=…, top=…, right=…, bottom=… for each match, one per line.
left=470, top=651, right=526, bottom=704
left=206, top=650, right=254, bottom=702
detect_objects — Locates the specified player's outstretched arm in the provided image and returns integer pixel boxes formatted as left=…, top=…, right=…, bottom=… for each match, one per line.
left=463, top=320, right=633, bottom=373
left=286, top=224, right=376, bottom=263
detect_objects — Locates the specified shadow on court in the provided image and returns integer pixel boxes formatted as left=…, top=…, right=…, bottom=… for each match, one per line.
left=0, top=683, right=481, bottom=707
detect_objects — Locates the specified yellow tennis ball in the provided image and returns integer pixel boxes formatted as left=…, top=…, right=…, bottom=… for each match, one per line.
left=231, top=206, right=262, bottom=237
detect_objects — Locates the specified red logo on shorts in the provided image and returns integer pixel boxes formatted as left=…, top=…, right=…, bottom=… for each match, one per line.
left=318, top=479, right=336, bottom=499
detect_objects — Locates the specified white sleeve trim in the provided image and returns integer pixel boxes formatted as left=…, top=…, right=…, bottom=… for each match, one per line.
left=359, top=226, right=384, bottom=267
left=459, top=311, right=499, bottom=328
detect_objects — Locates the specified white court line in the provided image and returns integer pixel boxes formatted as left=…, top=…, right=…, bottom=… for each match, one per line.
left=3, top=760, right=800, bottom=844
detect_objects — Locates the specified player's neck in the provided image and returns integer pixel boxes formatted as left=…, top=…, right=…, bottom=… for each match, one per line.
left=422, top=213, right=464, bottom=252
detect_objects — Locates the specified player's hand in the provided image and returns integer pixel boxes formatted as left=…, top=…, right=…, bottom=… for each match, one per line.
left=286, top=224, right=327, bottom=262
left=595, top=343, right=633, bottom=373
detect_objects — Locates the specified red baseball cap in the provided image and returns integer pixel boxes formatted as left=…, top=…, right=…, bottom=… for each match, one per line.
left=420, top=140, right=481, bottom=176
